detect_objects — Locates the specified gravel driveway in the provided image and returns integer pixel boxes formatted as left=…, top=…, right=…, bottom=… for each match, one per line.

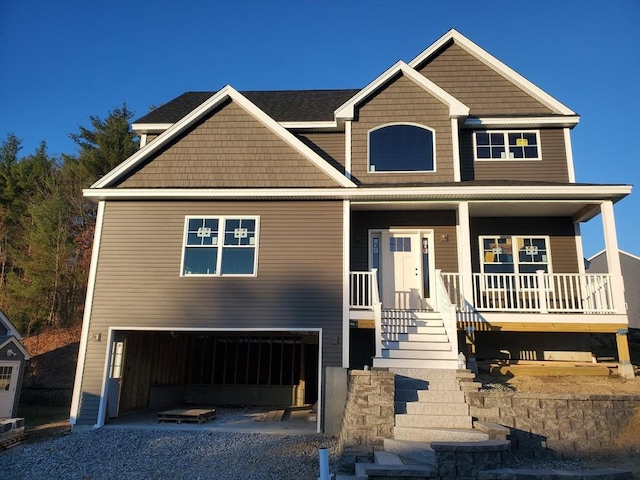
left=1, top=429, right=340, bottom=480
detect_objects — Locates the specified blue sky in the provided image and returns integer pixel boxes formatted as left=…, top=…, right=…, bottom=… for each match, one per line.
left=0, top=0, right=638, bottom=257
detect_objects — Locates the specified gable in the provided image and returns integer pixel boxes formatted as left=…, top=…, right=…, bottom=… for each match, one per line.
left=416, top=41, right=555, bottom=116
left=116, top=99, right=344, bottom=188
left=350, top=73, right=455, bottom=184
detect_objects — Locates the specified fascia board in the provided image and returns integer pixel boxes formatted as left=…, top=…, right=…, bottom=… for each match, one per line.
left=0, top=337, right=30, bottom=360
left=279, top=121, right=338, bottom=130
left=464, top=116, right=580, bottom=128
left=335, top=61, right=469, bottom=120
left=94, top=86, right=355, bottom=189
left=408, top=29, right=576, bottom=116
left=84, top=184, right=632, bottom=202
left=131, top=123, right=173, bottom=133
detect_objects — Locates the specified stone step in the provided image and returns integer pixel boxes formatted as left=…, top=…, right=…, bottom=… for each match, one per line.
left=381, top=349, right=457, bottom=360
left=394, top=389, right=466, bottom=403
left=403, top=402, right=469, bottom=416
left=374, top=451, right=404, bottom=465
left=383, top=341, right=452, bottom=351
left=383, top=333, right=450, bottom=342
left=373, top=357, right=459, bottom=369
left=383, top=439, right=437, bottom=467
left=357, top=462, right=437, bottom=479
left=393, top=426, right=490, bottom=443
left=396, top=413, right=473, bottom=429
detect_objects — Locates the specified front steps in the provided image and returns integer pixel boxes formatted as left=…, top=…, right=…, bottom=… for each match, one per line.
left=373, top=310, right=459, bottom=369
left=391, top=368, right=486, bottom=443
left=336, top=449, right=437, bottom=479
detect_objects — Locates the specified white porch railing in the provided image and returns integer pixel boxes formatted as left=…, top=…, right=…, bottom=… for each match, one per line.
left=351, top=271, right=617, bottom=314
left=441, top=272, right=616, bottom=314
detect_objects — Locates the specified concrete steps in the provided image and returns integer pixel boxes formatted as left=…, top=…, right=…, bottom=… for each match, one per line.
left=336, top=450, right=437, bottom=480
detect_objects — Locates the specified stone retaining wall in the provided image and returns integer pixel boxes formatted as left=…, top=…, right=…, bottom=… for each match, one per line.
left=466, top=391, right=640, bottom=456
left=338, top=369, right=395, bottom=463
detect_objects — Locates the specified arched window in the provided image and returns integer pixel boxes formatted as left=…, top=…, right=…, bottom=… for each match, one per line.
left=369, top=124, right=435, bottom=172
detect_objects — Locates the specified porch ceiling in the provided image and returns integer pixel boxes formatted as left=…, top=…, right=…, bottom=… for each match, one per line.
left=351, top=200, right=601, bottom=221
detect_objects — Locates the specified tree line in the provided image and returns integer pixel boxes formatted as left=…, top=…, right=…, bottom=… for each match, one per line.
left=0, top=105, right=139, bottom=334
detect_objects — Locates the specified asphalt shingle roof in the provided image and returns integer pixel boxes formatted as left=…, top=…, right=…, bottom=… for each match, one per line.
left=134, top=89, right=361, bottom=125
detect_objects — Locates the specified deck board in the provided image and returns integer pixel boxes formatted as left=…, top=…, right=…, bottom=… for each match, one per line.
left=157, top=408, right=216, bottom=424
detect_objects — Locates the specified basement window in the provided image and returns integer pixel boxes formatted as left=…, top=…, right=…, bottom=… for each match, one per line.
left=181, top=216, right=259, bottom=276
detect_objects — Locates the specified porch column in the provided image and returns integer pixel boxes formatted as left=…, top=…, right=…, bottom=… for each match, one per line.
left=600, top=201, right=626, bottom=313
left=342, top=200, right=351, bottom=368
left=616, top=329, right=634, bottom=379
left=456, top=202, right=473, bottom=311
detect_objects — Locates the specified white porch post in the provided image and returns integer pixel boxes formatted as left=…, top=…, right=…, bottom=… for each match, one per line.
left=456, top=202, right=473, bottom=311
left=342, top=200, right=351, bottom=368
left=600, top=200, right=633, bottom=379
left=600, top=201, right=626, bottom=313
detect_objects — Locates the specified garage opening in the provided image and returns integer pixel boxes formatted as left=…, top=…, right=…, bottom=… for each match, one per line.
left=106, top=330, right=319, bottom=420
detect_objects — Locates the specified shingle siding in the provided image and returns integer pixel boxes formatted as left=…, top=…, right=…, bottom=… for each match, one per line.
left=351, top=74, right=454, bottom=184
left=117, top=100, right=341, bottom=188
left=417, top=42, right=554, bottom=115
left=76, top=200, right=344, bottom=424
left=460, top=128, right=569, bottom=181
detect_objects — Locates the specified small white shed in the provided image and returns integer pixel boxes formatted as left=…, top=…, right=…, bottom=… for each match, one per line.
left=0, top=311, right=30, bottom=418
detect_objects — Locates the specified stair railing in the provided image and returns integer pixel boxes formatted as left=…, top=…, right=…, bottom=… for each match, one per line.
left=435, top=269, right=459, bottom=360
left=371, top=268, right=383, bottom=359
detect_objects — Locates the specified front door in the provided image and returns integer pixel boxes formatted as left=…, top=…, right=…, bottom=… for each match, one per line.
left=0, top=361, right=20, bottom=417
left=381, top=231, right=423, bottom=309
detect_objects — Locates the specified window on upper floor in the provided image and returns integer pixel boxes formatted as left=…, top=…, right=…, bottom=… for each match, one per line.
left=480, top=236, right=551, bottom=274
left=181, top=216, right=259, bottom=276
left=369, top=124, right=435, bottom=172
left=474, top=131, right=540, bottom=160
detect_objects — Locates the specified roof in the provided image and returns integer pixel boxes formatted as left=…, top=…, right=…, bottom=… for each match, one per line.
left=134, top=89, right=361, bottom=125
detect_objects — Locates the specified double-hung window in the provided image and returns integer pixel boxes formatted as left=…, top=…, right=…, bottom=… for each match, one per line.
left=474, top=131, right=540, bottom=160
left=182, top=216, right=259, bottom=276
left=480, top=236, right=550, bottom=274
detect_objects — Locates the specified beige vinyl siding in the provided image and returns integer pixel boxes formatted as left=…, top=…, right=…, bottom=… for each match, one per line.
left=295, top=132, right=346, bottom=170
left=417, top=42, right=554, bottom=115
left=351, top=74, right=455, bottom=184
left=76, top=200, right=343, bottom=424
left=460, top=129, right=569, bottom=181
left=470, top=217, right=579, bottom=273
left=351, top=210, right=458, bottom=272
left=117, top=100, right=341, bottom=188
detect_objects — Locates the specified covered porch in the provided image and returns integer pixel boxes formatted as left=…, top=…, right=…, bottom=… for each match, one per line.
left=345, top=197, right=633, bottom=377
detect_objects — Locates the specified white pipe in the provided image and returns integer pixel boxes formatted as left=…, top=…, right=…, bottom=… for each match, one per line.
left=318, top=448, right=330, bottom=480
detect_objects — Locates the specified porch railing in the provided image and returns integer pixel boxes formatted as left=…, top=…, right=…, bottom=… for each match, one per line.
left=434, top=269, right=459, bottom=356
left=351, top=271, right=617, bottom=314
left=441, top=272, right=616, bottom=314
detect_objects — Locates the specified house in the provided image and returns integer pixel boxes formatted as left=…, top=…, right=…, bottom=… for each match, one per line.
left=588, top=250, right=639, bottom=329
left=0, top=311, right=30, bottom=418
left=70, top=29, right=633, bottom=433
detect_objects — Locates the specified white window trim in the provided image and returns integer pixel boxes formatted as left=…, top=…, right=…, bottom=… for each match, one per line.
left=180, top=215, right=260, bottom=277
left=479, top=235, right=553, bottom=274
left=367, top=122, right=437, bottom=174
left=473, top=130, right=542, bottom=161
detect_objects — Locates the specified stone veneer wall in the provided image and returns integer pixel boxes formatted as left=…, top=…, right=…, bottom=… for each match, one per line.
left=466, top=391, right=640, bottom=456
left=338, top=370, right=395, bottom=463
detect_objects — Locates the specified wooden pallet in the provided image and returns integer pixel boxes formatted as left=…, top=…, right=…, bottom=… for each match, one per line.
left=0, top=419, right=26, bottom=449
left=157, top=408, right=216, bottom=424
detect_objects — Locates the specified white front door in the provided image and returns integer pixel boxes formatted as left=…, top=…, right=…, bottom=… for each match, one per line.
left=381, top=232, right=423, bottom=309
left=0, top=361, right=20, bottom=417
